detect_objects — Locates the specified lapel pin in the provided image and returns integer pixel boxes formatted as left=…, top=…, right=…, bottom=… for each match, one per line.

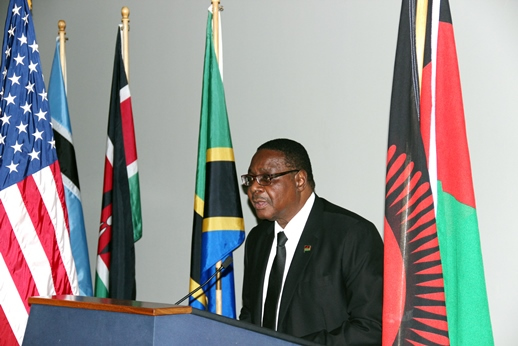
left=304, top=245, right=311, bottom=253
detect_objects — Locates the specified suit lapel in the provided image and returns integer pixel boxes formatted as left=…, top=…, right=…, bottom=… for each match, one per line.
left=277, top=197, right=323, bottom=330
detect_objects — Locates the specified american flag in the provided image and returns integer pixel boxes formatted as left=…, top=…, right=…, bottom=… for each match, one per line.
left=0, top=0, right=78, bottom=344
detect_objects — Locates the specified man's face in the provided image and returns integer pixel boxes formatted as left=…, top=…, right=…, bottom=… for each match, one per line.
left=246, top=149, right=302, bottom=228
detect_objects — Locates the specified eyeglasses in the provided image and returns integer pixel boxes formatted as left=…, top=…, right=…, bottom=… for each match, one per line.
left=241, top=170, right=300, bottom=187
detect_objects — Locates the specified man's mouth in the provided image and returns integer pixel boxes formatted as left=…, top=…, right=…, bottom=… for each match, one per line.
left=252, top=198, right=268, bottom=210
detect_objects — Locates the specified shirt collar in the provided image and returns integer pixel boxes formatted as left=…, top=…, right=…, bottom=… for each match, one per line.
left=275, top=192, right=315, bottom=238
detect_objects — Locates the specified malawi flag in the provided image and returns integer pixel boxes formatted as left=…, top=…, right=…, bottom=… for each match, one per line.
left=49, top=38, right=93, bottom=297
left=383, top=0, right=493, bottom=345
left=0, top=0, right=79, bottom=344
left=95, top=27, right=142, bottom=300
left=189, top=8, right=245, bottom=318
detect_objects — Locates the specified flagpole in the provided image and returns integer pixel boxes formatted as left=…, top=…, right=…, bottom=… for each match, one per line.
left=212, top=0, right=220, bottom=62
left=415, top=0, right=428, bottom=90
left=211, top=0, right=223, bottom=316
left=121, top=6, right=130, bottom=82
left=58, top=20, right=67, bottom=92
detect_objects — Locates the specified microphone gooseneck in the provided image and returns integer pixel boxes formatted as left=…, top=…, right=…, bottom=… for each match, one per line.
left=174, top=256, right=233, bottom=305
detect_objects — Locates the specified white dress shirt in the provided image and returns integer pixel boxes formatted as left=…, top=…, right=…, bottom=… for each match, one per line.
left=261, top=192, right=315, bottom=327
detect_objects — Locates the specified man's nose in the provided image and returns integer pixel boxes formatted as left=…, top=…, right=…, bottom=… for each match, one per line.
left=248, top=178, right=263, bottom=192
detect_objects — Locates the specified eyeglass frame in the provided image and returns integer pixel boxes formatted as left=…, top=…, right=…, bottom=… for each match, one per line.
left=241, top=169, right=300, bottom=187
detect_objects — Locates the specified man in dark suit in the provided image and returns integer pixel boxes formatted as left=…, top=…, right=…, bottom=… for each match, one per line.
left=239, top=138, right=383, bottom=345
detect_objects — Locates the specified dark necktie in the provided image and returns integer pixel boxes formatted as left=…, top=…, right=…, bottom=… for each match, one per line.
left=262, top=231, right=288, bottom=330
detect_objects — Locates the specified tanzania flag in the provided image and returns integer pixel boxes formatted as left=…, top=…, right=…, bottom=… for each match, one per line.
left=49, top=38, right=93, bottom=297
left=189, top=9, right=245, bottom=318
left=383, top=0, right=493, bottom=345
left=95, top=27, right=142, bottom=299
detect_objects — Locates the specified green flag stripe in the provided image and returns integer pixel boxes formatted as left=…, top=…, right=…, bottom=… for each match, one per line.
left=435, top=181, right=493, bottom=344
left=94, top=273, right=109, bottom=298
left=128, top=173, right=142, bottom=242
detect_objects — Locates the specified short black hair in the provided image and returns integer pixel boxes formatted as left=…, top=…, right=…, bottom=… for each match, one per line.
left=257, top=138, right=315, bottom=190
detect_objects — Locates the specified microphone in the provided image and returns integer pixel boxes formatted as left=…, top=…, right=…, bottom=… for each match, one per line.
left=174, top=256, right=233, bottom=305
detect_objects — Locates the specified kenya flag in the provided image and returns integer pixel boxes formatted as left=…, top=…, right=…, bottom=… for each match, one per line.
left=95, top=27, right=142, bottom=300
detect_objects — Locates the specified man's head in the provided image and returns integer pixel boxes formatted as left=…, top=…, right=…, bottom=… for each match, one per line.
left=257, top=139, right=315, bottom=190
left=242, top=139, right=315, bottom=228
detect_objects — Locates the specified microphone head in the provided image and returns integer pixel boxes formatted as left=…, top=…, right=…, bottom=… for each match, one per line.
left=221, top=256, right=233, bottom=269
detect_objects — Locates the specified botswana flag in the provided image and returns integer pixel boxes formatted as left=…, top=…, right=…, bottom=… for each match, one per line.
left=49, top=38, right=93, bottom=297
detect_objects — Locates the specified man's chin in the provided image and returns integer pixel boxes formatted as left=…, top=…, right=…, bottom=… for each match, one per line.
left=254, top=210, right=273, bottom=222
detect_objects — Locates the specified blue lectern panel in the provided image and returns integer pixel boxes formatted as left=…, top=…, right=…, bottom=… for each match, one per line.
left=23, top=300, right=310, bottom=345
left=23, top=304, right=155, bottom=345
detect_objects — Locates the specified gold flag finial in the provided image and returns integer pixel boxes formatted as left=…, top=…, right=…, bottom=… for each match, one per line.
left=121, top=6, right=130, bottom=82
left=58, top=20, right=67, bottom=90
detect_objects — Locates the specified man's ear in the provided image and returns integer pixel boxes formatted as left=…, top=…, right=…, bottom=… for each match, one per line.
left=295, top=170, right=308, bottom=191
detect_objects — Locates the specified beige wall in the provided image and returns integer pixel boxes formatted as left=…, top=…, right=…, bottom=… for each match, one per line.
left=1, top=0, right=516, bottom=343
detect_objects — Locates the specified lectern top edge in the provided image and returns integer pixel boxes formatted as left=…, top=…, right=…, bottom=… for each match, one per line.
left=28, top=295, right=192, bottom=316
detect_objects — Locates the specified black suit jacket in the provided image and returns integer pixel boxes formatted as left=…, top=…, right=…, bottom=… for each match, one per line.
left=239, top=196, right=383, bottom=345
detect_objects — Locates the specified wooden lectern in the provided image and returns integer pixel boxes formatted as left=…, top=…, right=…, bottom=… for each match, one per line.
left=23, top=295, right=314, bottom=345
